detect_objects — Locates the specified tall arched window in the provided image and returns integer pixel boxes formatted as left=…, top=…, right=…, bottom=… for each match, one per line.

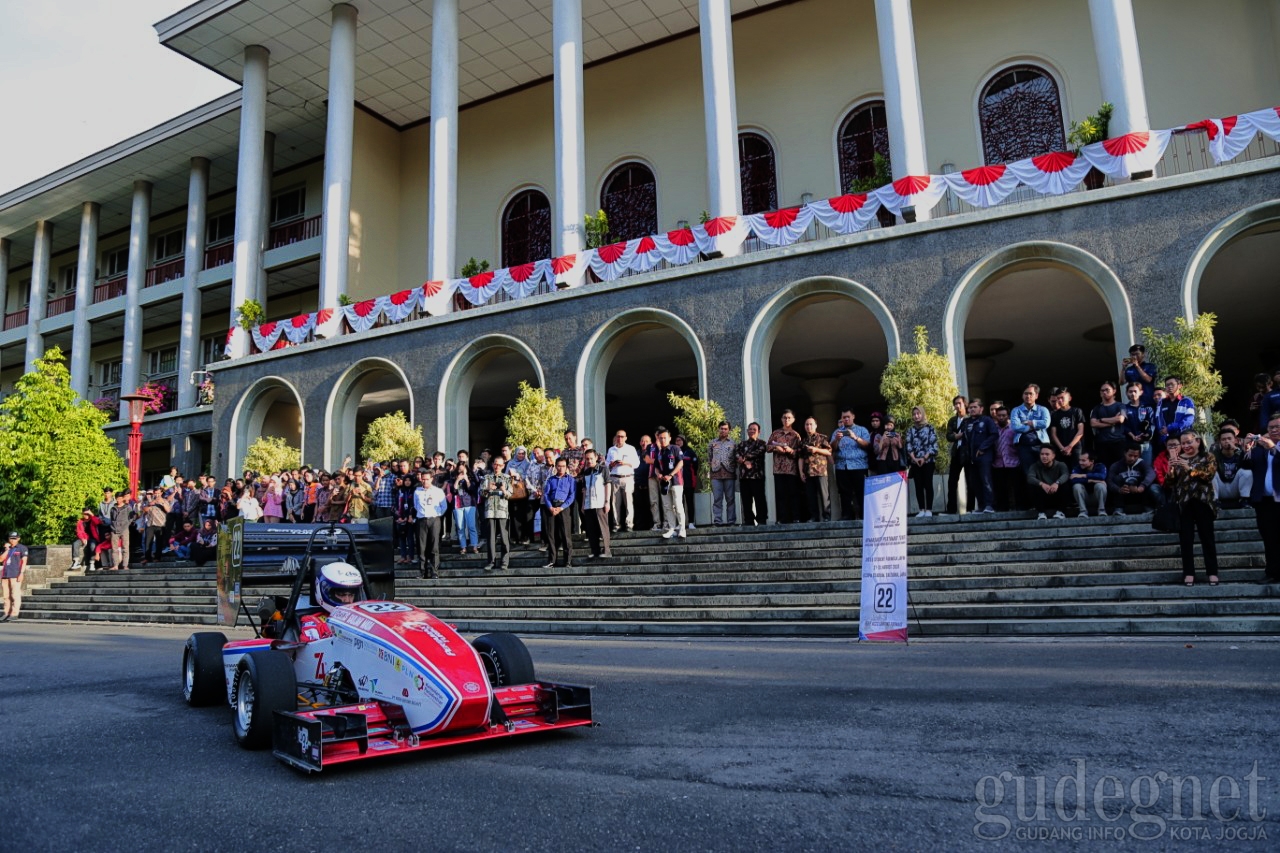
left=501, top=189, right=551, bottom=267
left=738, top=132, right=778, bottom=214
left=601, top=163, right=657, bottom=243
left=979, top=65, right=1066, bottom=165
left=837, top=100, right=890, bottom=193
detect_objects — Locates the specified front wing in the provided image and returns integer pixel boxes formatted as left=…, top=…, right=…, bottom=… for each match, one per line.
left=272, top=681, right=593, bottom=772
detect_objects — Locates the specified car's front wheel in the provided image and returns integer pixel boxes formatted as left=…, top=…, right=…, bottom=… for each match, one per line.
left=471, top=632, right=536, bottom=687
left=232, top=651, right=297, bottom=749
left=182, top=631, right=227, bottom=707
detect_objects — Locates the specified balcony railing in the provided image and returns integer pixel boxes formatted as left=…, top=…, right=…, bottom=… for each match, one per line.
left=203, top=239, right=234, bottom=270
left=3, top=308, right=28, bottom=330
left=93, top=274, right=127, bottom=304
left=145, top=257, right=185, bottom=287
left=46, top=293, right=76, bottom=318
left=268, top=214, right=321, bottom=249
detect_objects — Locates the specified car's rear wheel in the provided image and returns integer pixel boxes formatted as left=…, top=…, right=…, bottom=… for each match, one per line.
left=472, top=632, right=536, bottom=687
left=182, top=632, right=227, bottom=707
left=232, top=651, right=297, bottom=749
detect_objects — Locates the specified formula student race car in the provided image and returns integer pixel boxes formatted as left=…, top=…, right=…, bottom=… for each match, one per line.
left=180, top=520, right=593, bottom=772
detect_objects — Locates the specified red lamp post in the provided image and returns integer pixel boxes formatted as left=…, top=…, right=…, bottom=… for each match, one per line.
left=119, top=393, right=149, bottom=501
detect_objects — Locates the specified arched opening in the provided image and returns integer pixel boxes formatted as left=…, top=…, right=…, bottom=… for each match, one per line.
left=739, top=131, right=778, bottom=215
left=947, top=243, right=1134, bottom=409
left=229, top=377, right=304, bottom=478
left=501, top=188, right=552, bottom=268
left=578, top=310, right=706, bottom=446
left=600, top=162, right=657, bottom=243
left=837, top=100, right=890, bottom=193
left=1191, top=215, right=1280, bottom=420
left=979, top=64, right=1066, bottom=165
left=325, top=359, right=413, bottom=468
left=438, top=335, right=545, bottom=457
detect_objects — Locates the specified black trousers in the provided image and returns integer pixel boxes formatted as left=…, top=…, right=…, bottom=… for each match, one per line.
left=740, top=479, right=767, bottom=526
left=416, top=517, right=441, bottom=574
left=946, top=456, right=973, bottom=514
left=835, top=469, right=866, bottom=520
left=1030, top=485, right=1065, bottom=514
left=910, top=461, right=936, bottom=513
left=583, top=507, right=611, bottom=557
left=546, top=509, right=573, bottom=566
left=1252, top=500, right=1280, bottom=580
left=774, top=473, right=802, bottom=523
left=634, top=486, right=654, bottom=531
left=1179, top=499, right=1218, bottom=578
left=486, top=518, right=510, bottom=567
left=805, top=475, right=830, bottom=522
left=992, top=467, right=1021, bottom=512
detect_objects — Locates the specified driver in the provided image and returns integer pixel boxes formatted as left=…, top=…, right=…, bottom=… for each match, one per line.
left=316, top=561, right=366, bottom=614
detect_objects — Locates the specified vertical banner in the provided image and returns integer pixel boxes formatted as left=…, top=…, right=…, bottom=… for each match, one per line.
left=216, top=516, right=245, bottom=626
left=859, top=471, right=909, bottom=642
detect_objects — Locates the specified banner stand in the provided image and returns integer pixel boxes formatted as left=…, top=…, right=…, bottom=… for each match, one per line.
left=858, top=471, right=910, bottom=643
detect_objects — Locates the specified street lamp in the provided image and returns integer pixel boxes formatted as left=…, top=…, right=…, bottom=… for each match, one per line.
left=119, top=393, right=149, bottom=500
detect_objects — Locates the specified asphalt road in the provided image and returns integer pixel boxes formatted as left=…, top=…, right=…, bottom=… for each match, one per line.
left=1, top=623, right=1277, bottom=852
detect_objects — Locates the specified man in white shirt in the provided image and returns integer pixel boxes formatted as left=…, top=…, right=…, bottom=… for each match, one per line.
left=606, top=430, right=640, bottom=532
left=413, top=472, right=447, bottom=579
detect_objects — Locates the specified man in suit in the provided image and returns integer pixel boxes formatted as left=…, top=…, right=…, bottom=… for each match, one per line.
left=963, top=398, right=999, bottom=514
left=1244, top=413, right=1280, bottom=583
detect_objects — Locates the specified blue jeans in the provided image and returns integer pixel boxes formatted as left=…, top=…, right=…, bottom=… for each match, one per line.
left=968, top=452, right=995, bottom=511
left=453, top=506, right=478, bottom=549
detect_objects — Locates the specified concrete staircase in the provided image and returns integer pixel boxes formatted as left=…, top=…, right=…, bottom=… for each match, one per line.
left=17, top=510, right=1278, bottom=636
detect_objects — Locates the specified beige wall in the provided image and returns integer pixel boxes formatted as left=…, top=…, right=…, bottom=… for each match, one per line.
left=397, top=123, right=430, bottom=287
left=349, top=109, right=403, bottom=300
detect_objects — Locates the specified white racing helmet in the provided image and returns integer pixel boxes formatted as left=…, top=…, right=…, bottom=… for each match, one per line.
left=316, top=562, right=365, bottom=613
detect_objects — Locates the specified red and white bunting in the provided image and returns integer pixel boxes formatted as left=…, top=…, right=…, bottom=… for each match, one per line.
left=588, top=240, right=638, bottom=281
left=1081, top=130, right=1172, bottom=179
left=809, top=193, right=879, bottom=234
left=224, top=326, right=240, bottom=358
left=314, top=308, right=342, bottom=339
left=344, top=299, right=381, bottom=333
left=942, top=164, right=1023, bottom=208
left=419, top=280, right=454, bottom=316
left=1185, top=117, right=1254, bottom=164
left=629, top=236, right=664, bottom=273
left=553, top=254, right=587, bottom=288
left=653, top=228, right=701, bottom=265
left=495, top=259, right=554, bottom=298
left=251, top=320, right=283, bottom=352
left=874, top=175, right=948, bottom=216
left=1006, top=151, right=1094, bottom=196
left=747, top=206, right=816, bottom=247
left=281, top=312, right=316, bottom=345
left=382, top=288, right=420, bottom=323
left=693, top=215, right=748, bottom=256
left=1244, top=106, right=1280, bottom=144
left=458, top=271, right=500, bottom=305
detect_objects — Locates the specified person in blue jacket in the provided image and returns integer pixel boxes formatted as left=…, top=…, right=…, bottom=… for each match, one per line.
left=1009, top=384, right=1051, bottom=474
left=963, top=398, right=999, bottom=513
left=1070, top=449, right=1110, bottom=516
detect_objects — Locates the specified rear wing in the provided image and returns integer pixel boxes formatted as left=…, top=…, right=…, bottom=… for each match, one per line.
left=216, top=518, right=395, bottom=627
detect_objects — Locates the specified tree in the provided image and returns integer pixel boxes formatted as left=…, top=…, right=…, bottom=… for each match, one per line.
left=0, top=348, right=127, bottom=544
left=360, top=411, right=424, bottom=463
left=668, top=393, right=739, bottom=493
left=242, top=435, right=301, bottom=475
left=879, top=326, right=960, bottom=471
left=1141, top=313, right=1226, bottom=433
left=504, top=381, right=568, bottom=450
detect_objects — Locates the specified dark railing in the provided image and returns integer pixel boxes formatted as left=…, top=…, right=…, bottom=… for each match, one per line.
left=145, top=257, right=185, bottom=287
left=268, top=214, right=321, bottom=249
left=203, top=240, right=234, bottom=269
left=3, top=308, right=28, bottom=330
left=93, top=274, right=127, bottom=303
left=46, top=293, right=76, bottom=318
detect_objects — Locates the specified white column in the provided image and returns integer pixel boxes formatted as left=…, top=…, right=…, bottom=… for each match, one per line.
left=69, top=202, right=99, bottom=397
left=258, top=130, right=275, bottom=305
left=552, top=0, right=586, bottom=257
left=1087, top=0, right=1150, bottom=136
left=874, top=0, right=930, bottom=221
left=699, top=0, right=742, bottom=221
left=119, top=181, right=151, bottom=421
left=321, top=3, right=357, bottom=308
left=177, top=158, right=209, bottom=411
left=230, top=44, right=269, bottom=357
left=24, top=220, right=53, bottom=372
left=428, top=0, right=458, bottom=282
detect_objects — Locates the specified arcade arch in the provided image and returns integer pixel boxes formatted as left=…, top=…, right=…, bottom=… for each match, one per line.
left=438, top=335, right=544, bottom=457
left=229, top=376, right=305, bottom=478
left=325, top=359, right=413, bottom=469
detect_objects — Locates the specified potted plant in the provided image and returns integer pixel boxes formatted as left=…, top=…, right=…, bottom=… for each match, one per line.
left=849, top=152, right=896, bottom=227
left=1067, top=102, right=1113, bottom=189
left=236, top=298, right=263, bottom=331
left=583, top=210, right=610, bottom=250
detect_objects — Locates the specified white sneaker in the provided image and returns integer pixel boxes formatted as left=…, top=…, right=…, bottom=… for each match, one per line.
left=915, top=511, right=926, bottom=518
left=982, top=507, right=995, bottom=513
left=1099, top=509, right=1109, bottom=516
left=687, top=523, right=696, bottom=529
left=1053, top=511, right=1066, bottom=519
left=925, top=510, right=933, bottom=517
left=1037, top=513, right=1047, bottom=520
left=678, top=531, right=687, bottom=539
left=662, top=529, right=676, bottom=539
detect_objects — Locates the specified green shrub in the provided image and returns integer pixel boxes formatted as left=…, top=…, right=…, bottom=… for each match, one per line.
left=879, top=326, right=960, bottom=472
left=242, top=435, right=301, bottom=476
left=504, top=381, right=568, bottom=450
left=1141, top=313, right=1225, bottom=433
left=668, top=393, right=739, bottom=492
left=360, top=411, right=424, bottom=463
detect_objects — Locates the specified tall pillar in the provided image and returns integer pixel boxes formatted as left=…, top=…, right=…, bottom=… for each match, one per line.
left=258, top=131, right=275, bottom=305
left=320, top=3, right=357, bottom=308
left=874, top=0, right=931, bottom=221
left=1087, top=0, right=1151, bottom=136
left=24, top=220, right=53, bottom=372
left=699, top=0, right=742, bottom=221
left=0, top=238, right=9, bottom=323
left=230, top=44, right=269, bottom=357
left=69, top=202, right=99, bottom=397
left=119, top=181, right=151, bottom=422
left=428, top=0, right=458, bottom=282
left=177, top=158, right=209, bottom=411
left=552, top=0, right=586, bottom=257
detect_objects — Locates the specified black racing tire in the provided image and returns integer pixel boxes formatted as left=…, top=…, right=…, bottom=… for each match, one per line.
left=182, top=632, right=227, bottom=707
left=472, top=632, right=536, bottom=687
left=232, top=650, right=297, bottom=750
